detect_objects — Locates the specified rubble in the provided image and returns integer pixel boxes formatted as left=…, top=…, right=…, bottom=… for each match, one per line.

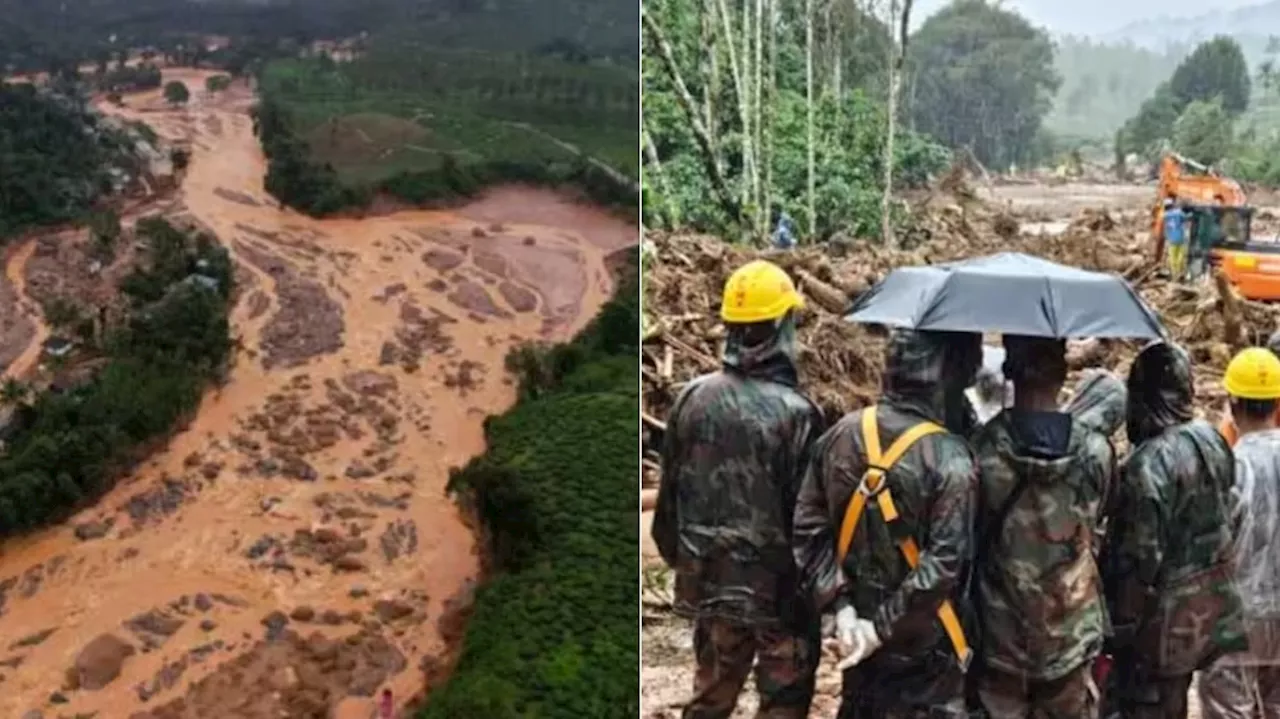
left=642, top=177, right=1280, bottom=488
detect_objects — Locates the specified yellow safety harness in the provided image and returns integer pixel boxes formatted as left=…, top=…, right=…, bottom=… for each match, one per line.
left=835, top=407, right=972, bottom=668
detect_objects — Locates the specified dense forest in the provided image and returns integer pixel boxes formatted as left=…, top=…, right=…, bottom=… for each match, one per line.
left=643, top=0, right=1069, bottom=243
left=0, top=83, right=140, bottom=239
left=0, top=218, right=234, bottom=537
left=419, top=255, right=638, bottom=719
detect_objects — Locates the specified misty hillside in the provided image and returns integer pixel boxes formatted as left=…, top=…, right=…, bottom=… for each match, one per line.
left=1101, top=1, right=1280, bottom=57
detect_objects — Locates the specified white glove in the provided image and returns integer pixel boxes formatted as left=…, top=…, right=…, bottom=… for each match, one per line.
left=836, top=619, right=882, bottom=670
left=835, top=604, right=859, bottom=657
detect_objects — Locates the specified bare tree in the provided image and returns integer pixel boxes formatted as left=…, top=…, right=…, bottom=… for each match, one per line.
left=643, top=8, right=744, bottom=226
left=881, top=0, right=912, bottom=248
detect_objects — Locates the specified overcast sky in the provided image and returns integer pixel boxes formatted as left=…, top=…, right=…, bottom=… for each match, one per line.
left=910, top=0, right=1265, bottom=37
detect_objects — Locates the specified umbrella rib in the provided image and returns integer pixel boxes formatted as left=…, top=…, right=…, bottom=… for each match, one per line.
left=1041, top=274, right=1059, bottom=338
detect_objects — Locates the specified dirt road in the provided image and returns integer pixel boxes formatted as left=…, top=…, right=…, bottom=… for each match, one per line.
left=0, top=69, right=634, bottom=718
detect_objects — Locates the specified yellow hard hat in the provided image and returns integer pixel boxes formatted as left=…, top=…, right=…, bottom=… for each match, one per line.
left=720, top=260, right=805, bottom=324
left=1223, top=346, right=1280, bottom=400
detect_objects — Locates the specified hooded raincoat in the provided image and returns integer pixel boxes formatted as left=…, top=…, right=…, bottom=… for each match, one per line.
left=1102, top=342, right=1245, bottom=677
left=1227, top=429, right=1280, bottom=666
left=792, top=329, right=981, bottom=715
left=970, top=381, right=1122, bottom=683
left=653, top=314, right=826, bottom=626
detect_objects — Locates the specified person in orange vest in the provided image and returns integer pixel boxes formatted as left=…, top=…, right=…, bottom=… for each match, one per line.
left=1220, top=331, right=1280, bottom=446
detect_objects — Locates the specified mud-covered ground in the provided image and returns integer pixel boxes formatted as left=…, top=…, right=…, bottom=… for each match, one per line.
left=640, top=180, right=1221, bottom=718
left=0, top=70, right=634, bottom=718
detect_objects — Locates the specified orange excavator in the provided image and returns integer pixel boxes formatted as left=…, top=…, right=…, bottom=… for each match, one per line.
left=1150, top=152, right=1280, bottom=301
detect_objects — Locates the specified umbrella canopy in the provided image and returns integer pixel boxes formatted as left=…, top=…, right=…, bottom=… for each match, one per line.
left=845, top=252, right=1166, bottom=339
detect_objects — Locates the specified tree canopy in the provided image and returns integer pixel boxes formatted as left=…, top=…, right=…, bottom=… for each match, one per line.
left=163, top=80, right=190, bottom=106
left=906, top=0, right=1060, bottom=170
left=1117, top=35, right=1251, bottom=162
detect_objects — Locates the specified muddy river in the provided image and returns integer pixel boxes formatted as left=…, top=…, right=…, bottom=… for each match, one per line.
left=0, top=69, right=634, bottom=717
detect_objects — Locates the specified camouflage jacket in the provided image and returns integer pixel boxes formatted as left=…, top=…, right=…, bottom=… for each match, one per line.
left=1101, top=419, right=1246, bottom=675
left=971, top=409, right=1117, bottom=681
left=792, top=330, right=979, bottom=668
left=652, top=321, right=825, bottom=626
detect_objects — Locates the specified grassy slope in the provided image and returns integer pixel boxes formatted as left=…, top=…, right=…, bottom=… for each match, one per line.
left=259, top=47, right=638, bottom=189
left=418, top=257, right=639, bottom=719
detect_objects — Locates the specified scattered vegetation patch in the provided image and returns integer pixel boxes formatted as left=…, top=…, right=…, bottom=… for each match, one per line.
left=0, top=218, right=234, bottom=537
left=419, top=254, right=638, bottom=719
left=254, top=47, right=637, bottom=216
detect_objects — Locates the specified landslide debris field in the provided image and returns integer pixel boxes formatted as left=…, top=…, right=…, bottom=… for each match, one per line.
left=640, top=172, right=1280, bottom=719
left=0, top=69, right=633, bottom=719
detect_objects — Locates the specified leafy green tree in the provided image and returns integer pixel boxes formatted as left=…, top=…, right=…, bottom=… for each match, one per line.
left=1117, top=36, right=1251, bottom=162
left=1173, top=100, right=1234, bottom=165
left=1168, top=36, right=1251, bottom=115
left=163, top=80, right=190, bottom=106
left=0, top=379, right=29, bottom=407
left=205, top=74, right=231, bottom=93
left=907, top=0, right=1061, bottom=169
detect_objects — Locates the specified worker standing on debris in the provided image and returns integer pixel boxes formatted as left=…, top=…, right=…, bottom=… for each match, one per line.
left=968, top=336, right=1121, bottom=719
left=652, top=259, right=825, bottom=719
left=1100, top=341, right=1245, bottom=719
left=1163, top=198, right=1189, bottom=281
left=792, top=328, right=982, bottom=719
left=1200, top=347, right=1280, bottom=719
left=1220, top=331, right=1280, bottom=446
left=772, top=208, right=797, bottom=250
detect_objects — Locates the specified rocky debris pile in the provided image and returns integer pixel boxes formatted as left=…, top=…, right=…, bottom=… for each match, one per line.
left=127, top=628, right=408, bottom=719
left=643, top=185, right=1280, bottom=477
left=234, top=240, right=345, bottom=369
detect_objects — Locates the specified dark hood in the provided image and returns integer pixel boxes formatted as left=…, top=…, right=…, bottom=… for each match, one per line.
left=883, top=329, right=981, bottom=431
left=722, top=313, right=800, bottom=386
left=1064, top=369, right=1127, bottom=437
left=1126, top=340, right=1195, bottom=445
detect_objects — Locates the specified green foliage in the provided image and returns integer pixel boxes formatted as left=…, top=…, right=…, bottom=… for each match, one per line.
left=99, top=64, right=162, bottom=93
left=255, top=49, right=637, bottom=216
left=1168, top=37, right=1251, bottom=116
left=0, top=83, right=137, bottom=240
left=205, top=75, right=232, bottom=93
left=907, top=0, right=1060, bottom=170
left=163, top=80, right=190, bottom=106
left=642, top=0, right=948, bottom=240
left=0, top=219, right=233, bottom=538
left=420, top=256, right=638, bottom=719
left=1173, top=100, right=1234, bottom=166
left=1118, top=36, right=1252, bottom=161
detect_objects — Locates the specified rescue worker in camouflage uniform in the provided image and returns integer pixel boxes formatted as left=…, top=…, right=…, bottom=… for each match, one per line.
left=969, top=337, right=1124, bottom=719
left=652, top=259, right=826, bottom=719
left=792, top=328, right=983, bottom=719
left=1100, top=341, right=1246, bottom=719
left=1200, top=347, right=1280, bottom=719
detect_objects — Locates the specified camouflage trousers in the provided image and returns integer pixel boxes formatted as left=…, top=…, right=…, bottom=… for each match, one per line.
left=683, top=616, right=820, bottom=719
left=837, top=653, right=968, bottom=719
left=1198, top=659, right=1280, bottom=719
left=975, top=662, right=1099, bottom=719
left=1102, top=672, right=1193, bottom=719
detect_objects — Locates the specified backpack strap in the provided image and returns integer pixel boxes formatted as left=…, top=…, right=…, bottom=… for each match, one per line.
left=835, top=407, right=972, bottom=670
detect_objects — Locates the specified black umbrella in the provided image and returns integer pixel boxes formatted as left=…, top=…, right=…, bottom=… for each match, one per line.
left=845, top=252, right=1166, bottom=339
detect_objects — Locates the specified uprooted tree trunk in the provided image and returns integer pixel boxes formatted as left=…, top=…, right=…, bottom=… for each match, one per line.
left=643, top=8, right=744, bottom=228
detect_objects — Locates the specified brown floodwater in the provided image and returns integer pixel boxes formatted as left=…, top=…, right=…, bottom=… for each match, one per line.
left=0, top=68, right=634, bottom=717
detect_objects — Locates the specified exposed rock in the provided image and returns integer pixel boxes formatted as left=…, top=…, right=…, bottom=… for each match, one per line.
left=332, top=555, right=367, bottom=573
left=10, top=628, right=55, bottom=649
left=373, top=599, right=414, bottom=623
left=74, top=518, right=114, bottom=541
left=193, top=594, right=213, bottom=612
left=261, top=611, right=289, bottom=641
left=70, top=633, right=136, bottom=690
left=344, top=461, right=375, bottom=479
left=199, top=619, right=217, bottom=632
left=289, top=606, right=316, bottom=622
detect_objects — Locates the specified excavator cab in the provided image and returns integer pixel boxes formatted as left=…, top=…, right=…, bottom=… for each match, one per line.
left=1200, top=206, right=1280, bottom=300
